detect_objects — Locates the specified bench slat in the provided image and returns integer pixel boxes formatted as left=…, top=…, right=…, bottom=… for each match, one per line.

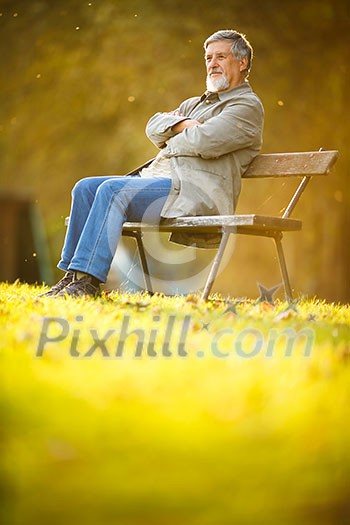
left=243, top=150, right=338, bottom=178
left=123, top=214, right=302, bottom=233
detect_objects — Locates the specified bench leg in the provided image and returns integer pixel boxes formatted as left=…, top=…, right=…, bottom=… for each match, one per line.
left=274, top=233, right=293, bottom=302
left=133, top=232, right=153, bottom=294
left=201, top=231, right=230, bottom=301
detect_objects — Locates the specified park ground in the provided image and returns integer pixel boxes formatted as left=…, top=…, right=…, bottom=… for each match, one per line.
left=1, top=282, right=350, bottom=524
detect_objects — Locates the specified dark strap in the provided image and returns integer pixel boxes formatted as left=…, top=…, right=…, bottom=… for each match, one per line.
left=125, top=158, right=155, bottom=176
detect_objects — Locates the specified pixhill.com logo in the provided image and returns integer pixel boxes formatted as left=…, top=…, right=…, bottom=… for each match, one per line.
left=35, top=312, right=314, bottom=360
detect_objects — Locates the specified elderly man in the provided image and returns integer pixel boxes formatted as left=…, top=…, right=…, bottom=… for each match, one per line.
left=40, top=29, right=264, bottom=298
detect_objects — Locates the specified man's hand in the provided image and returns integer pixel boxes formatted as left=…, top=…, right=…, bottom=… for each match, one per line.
left=172, top=119, right=201, bottom=133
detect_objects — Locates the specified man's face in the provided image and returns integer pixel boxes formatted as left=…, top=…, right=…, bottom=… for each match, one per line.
left=205, top=41, right=248, bottom=92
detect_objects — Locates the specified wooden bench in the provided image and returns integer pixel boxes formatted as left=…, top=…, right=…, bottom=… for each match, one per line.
left=121, top=150, right=338, bottom=301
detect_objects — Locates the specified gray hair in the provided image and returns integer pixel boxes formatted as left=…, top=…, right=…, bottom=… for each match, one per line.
left=204, top=30, right=253, bottom=77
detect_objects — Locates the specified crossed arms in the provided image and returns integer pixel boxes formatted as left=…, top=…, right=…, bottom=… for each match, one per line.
left=145, top=98, right=264, bottom=160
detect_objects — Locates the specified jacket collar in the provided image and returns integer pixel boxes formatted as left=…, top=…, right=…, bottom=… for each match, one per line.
left=203, top=81, right=252, bottom=102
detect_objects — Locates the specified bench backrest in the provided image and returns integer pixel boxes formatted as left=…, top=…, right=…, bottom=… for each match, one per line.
left=241, top=150, right=339, bottom=218
left=243, top=150, right=338, bottom=179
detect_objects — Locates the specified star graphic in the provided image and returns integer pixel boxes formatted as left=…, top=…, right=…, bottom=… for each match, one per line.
left=257, top=282, right=281, bottom=304
left=201, top=320, right=211, bottom=332
left=223, top=302, right=239, bottom=316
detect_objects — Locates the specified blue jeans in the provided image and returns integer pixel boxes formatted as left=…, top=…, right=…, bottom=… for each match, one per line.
left=58, top=175, right=172, bottom=282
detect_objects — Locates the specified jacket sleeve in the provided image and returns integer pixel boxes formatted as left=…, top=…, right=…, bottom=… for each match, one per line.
left=145, top=110, right=190, bottom=149
left=163, top=98, right=264, bottom=159
left=145, top=97, right=202, bottom=149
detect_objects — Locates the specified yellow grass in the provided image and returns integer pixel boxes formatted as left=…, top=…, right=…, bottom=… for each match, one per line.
left=1, top=282, right=349, bottom=524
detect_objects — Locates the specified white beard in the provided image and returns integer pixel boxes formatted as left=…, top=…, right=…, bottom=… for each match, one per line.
left=206, top=72, right=229, bottom=92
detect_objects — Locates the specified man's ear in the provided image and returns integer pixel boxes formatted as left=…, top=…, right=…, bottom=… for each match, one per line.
left=240, top=57, right=248, bottom=72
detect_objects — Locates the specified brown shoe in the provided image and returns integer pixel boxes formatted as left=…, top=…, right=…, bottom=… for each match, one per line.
left=55, top=273, right=101, bottom=298
left=37, top=271, right=74, bottom=297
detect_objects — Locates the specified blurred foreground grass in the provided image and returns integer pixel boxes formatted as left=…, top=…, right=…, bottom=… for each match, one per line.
left=1, top=282, right=350, bottom=525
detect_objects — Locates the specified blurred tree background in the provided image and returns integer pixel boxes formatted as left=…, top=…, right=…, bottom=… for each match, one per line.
left=0, top=0, right=349, bottom=302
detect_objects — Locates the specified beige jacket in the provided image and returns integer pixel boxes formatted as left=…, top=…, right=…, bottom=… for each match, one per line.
left=144, top=81, right=264, bottom=247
